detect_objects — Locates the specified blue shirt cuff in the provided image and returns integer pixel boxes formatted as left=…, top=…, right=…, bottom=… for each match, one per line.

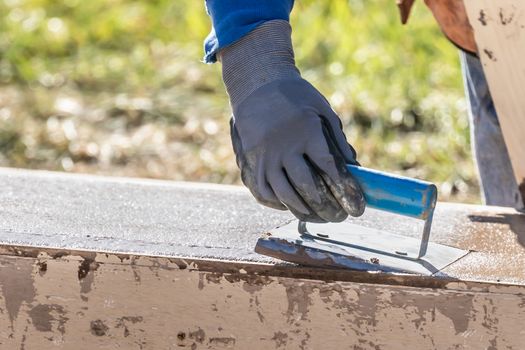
left=203, top=0, right=294, bottom=63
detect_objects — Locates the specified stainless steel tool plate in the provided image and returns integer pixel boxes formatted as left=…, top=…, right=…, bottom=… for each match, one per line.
left=255, top=220, right=470, bottom=275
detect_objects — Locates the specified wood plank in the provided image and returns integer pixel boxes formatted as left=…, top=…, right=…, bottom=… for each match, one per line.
left=463, top=0, right=525, bottom=199
left=1, top=252, right=525, bottom=349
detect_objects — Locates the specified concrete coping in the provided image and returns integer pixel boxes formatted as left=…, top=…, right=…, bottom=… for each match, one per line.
left=1, top=167, right=525, bottom=290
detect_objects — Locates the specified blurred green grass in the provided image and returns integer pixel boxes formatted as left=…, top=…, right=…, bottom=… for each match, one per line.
left=0, top=0, right=479, bottom=202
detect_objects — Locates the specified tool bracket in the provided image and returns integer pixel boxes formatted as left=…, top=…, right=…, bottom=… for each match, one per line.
left=299, top=165, right=438, bottom=260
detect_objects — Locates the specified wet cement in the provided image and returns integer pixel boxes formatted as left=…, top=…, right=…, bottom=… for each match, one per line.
left=0, top=167, right=524, bottom=284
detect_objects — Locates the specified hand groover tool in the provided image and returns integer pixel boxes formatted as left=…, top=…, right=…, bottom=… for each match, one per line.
left=255, top=165, right=469, bottom=275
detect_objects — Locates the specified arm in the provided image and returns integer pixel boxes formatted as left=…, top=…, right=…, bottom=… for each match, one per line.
left=204, top=3, right=365, bottom=222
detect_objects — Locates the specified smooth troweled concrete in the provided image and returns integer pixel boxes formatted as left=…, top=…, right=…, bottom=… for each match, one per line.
left=1, top=167, right=524, bottom=284
left=1, top=167, right=525, bottom=349
left=0, top=167, right=291, bottom=262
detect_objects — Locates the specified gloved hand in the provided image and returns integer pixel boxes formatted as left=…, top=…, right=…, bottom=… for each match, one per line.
left=220, top=20, right=365, bottom=222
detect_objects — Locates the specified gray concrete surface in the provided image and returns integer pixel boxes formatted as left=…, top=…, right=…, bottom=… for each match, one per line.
left=1, top=167, right=525, bottom=284
left=0, top=168, right=291, bottom=262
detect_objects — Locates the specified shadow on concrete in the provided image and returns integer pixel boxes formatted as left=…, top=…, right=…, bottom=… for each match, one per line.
left=468, top=212, right=525, bottom=248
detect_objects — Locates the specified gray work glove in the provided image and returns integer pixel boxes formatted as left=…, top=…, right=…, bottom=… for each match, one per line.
left=220, top=20, right=365, bottom=223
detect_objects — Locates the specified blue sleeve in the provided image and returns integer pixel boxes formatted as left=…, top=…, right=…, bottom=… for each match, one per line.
left=203, top=0, right=295, bottom=63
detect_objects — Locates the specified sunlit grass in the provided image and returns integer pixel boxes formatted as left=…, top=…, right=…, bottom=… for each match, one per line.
left=0, top=0, right=479, bottom=202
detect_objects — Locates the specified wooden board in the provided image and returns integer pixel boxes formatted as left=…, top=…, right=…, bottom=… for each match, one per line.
left=463, top=0, right=525, bottom=199
left=1, top=252, right=525, bottom=349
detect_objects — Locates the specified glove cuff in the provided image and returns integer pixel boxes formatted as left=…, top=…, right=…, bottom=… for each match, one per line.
left=220, top=20, right=301, bottom=107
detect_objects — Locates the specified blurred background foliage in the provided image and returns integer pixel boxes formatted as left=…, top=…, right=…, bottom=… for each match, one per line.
left=0, top=0, right=479, bottom=202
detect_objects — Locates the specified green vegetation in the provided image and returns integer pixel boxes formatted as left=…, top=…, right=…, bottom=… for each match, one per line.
left=0, top=0, right=479, bottom=202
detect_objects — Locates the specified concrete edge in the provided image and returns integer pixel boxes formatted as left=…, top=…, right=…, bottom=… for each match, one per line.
left=1, top=243, right=524, bottom=296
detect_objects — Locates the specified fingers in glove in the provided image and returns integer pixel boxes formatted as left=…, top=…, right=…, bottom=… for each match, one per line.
left=231, top=117, right=287, bottom=211
left=316, top=102, right=359, bottom=165
left=284, top=156, right=347, bottom=222
left=306, top=124, right=366, bottom=217
left=239, top=154, right=288, bottom=211
left=287, top=205, right=327, bottom=224
left=265, top=167, right=327, bottom=223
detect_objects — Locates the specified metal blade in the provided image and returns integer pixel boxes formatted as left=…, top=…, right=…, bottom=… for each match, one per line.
left=255, top=220, right=469, bottom=275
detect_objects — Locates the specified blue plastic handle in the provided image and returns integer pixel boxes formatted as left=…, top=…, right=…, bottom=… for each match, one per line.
left=347, top=164, right=437, bottom=220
